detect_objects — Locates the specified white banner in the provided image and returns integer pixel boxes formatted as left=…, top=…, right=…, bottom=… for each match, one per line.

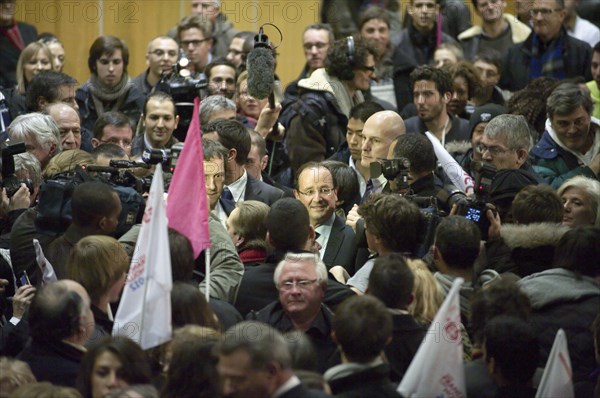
left=536, top=329, right=574, bottom=398
left=398, top=277, right=466, bottom=398
left=112, top=164, right=172, bottom=350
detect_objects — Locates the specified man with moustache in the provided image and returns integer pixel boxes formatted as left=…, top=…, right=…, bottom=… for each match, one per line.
left=131, top=36, right=179, bottom=98
left=131, top=92, right=179, bottom=157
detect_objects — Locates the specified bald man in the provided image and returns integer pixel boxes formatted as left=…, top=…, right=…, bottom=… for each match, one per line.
left=359, top=111, right=406, bottom=201
left=361, top=111, right=406, bottom=169
left=45, top=103, right=82, bottom=150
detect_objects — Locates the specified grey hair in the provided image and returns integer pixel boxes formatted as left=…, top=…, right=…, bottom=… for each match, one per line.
left=14, top=152, right=43, bottom=189
left=483, top=114, right=532, bottom=151
left=557, top=175, right=600, bottom=225
left=220, top=321, right=292, bottom=369
left=200, top=95, right=236, bottom=127
left=8, top=113, right=63, bottom=153
left=273, top=252, right=328, bottom=288
left=546, top=82, right=593, bottom=119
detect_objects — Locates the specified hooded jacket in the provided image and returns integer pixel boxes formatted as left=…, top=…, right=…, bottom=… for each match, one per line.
left=485, top=223, right=570, bottom=277
left=281, top=68, right=363, bottom=173
left=518, top=268, right=600, bottom=383
left=531, top=117, right=600, bottom=188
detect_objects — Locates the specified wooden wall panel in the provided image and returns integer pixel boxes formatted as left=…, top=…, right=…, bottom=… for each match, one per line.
left=18, top=1, right=503, bottom=88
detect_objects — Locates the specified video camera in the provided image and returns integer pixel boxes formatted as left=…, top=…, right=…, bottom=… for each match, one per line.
left=455, top=161, right=497, bottom=240
left=154, top=49, right=208, bottom=141
left=141, top=142, right=184, bottom=173
left=369, top=157, right=411, bottom=192
left=85, top=160, right=153, bottom=195
left=1, top=142, right=34, bottom=198
left=36, top=164, right=145, bottom=238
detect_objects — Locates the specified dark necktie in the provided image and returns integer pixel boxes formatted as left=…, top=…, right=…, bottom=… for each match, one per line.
left=222, top=187, right=234, bottom=202
left=361, top=179, right=374, bottom=203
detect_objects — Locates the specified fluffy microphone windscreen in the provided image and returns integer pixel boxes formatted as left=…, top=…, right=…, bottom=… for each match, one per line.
left=247, top=47, right=274, bottom=100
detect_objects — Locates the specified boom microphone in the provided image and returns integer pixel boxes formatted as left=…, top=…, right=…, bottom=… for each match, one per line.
left=247, top=26, right=275, bottom=108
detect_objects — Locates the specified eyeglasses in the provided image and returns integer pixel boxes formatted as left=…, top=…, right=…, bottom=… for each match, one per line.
left=279, top=279, right=319, bottom=291
left=529, top=8, right=563, bottom=17
left=297, top=187, right=335, bottom=197
left=180, top=38, right=211, bottom=47
left=477, top=144, right=511, bottom=156
left=360, top=66, right=376, bottom=73
left=100, top=138, right=132, bottom=148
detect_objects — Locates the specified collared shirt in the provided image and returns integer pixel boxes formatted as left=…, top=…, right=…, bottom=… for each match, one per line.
left=226, top=169, right=248, bottom=204
left=372, top=172, right=388, bottom=194
left=273, top=375, right=301, bottom=398
left=349, top=156, right=367, bottom=197
left=213, top=201, right=228, bottom=228
left=315, top=213, right=335, bottom=260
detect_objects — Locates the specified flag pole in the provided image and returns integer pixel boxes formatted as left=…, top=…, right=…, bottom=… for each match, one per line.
left=204, top=248, right=211, bottom=302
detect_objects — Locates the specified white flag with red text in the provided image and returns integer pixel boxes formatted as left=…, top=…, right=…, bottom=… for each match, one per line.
left=536, top=329, right=574, bottom=398
left=398, top=277, right=466, bottom=398
left=425, top=131, right=474, bottom=194
left=112, top=163, right=172, bottom=350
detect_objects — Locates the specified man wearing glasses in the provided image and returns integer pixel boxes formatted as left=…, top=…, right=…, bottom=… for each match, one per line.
left=176, top=15, right=213, bottom=76
left=131, top=36, right=179, bottom=98
left=249, top=252, right=339, bottom=374
left=91, top=111, right=133, bottom=156
left=532, top=82, right=600, bottom=188
left=479, top=113, right=539, bottom=174
left=501, top=0, right=592, bottom=92
left=295, top=162, right=357, bottom=274
left=284, top=24, right=333, bottom=101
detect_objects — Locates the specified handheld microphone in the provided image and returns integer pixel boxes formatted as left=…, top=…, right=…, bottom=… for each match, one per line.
left=246, top=26, right=275, bottom=109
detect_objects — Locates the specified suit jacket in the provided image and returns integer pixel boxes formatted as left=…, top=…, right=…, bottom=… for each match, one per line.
left=279, top=383, right=331, bottom=398
left=245, top=174, right=284, bottom=205
left=322, top=215, right=357, bottom=275
left=235, top=250, right=356, bottom=318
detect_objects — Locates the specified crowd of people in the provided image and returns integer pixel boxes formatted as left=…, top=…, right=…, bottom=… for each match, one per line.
left=0, top=0, right=599, bottom=397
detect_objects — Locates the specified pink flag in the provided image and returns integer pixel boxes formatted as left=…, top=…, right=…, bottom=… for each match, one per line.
left=167, top=97, right=211, bottom=257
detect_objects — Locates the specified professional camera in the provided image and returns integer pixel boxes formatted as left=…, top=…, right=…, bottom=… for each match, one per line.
left=154, top=50, right=208, bottom=141
left=1, top=142, right=33, bottom=198
left=85, top=160, right=153, bottom=195
left=36, top=164, right=145, bottom=238
left=455, top=161, right=497, bottom=239
left=369, top=157, right=411, bottom=191
left=141, top=142, right=184, bottom=173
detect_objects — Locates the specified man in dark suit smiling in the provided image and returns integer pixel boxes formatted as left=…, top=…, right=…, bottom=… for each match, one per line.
left=295, top=162, right=357, bottom=275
